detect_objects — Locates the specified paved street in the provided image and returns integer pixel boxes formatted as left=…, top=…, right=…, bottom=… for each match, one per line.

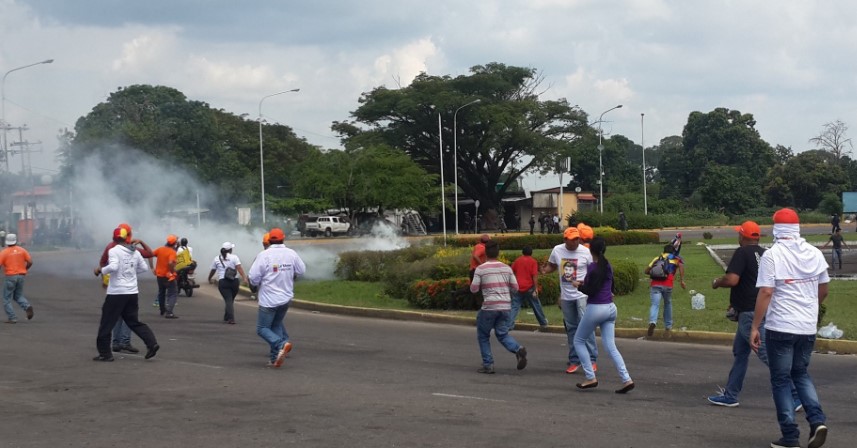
left=2, top=250, right=856, bottom=447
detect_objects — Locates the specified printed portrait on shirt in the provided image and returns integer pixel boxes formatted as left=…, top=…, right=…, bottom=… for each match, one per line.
left=561, top=259, right=578, bottom=283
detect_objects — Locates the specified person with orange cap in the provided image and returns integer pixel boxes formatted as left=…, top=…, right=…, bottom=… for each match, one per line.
left=577, top=223, right=594, bottom=248
left=248, top=227, right=306, bottom=368
left=0, top=233, right=34, bottom=323
left=153, top=234, right=180, bottom=318
left=262, top=232, right=271, bottom=250
left=707, top=221, right=801, bottom=411
left=95, top=223, right=154, bottom=353
left=541, top=226, right=598, bottom=374
left=751, top=208, right=829, bottom=448
left=92, top=227, right=159, bottom=362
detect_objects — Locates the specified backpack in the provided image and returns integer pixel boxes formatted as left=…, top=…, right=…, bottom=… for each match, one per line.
left=649, top=255, right=670, bottom=280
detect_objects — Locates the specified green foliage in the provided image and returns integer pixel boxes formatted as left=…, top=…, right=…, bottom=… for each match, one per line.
left=437, top=230, right=658, bottom=249
left=765, top=150, right=849, bottom=209
left=703, top=232, right=714, bottom=240
left=818, top=193, right=843, bottom=216
left=335, top=246, right=436, bottom=281
left=611, top=259, right=639, bottom=295
left=573, top=210, right=728, bottom=229
left=408, top=278, right=478, bottom=310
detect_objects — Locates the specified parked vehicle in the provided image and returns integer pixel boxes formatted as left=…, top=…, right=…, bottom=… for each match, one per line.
left=303, top=216, right=351, bottom=237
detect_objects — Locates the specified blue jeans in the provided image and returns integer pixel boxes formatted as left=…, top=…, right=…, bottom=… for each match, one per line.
left=561, top=299, right=597, bottom=365
left=112, top=320, right=132, bottom=346
left=832, top=248, right=842, bottom=269
left=257, top=304, right=290, bottom=363
left=509, top=287, right=548, bottom=329
left=476, top=309, right=521, bottom=367
left=649, top=286, right=673, bottom=329
left=574, top=303, right=631, bottom=382
left=766, top=329, right=826, bottom=444
left=156, top=277, right=178, bottom=315
left=3, top=275, right=31, bottom=320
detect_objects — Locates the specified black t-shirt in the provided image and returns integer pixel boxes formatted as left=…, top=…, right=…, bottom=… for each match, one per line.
left=829, top=234, right=844, bottom=249
left=726, top=244, right=766, bottom=312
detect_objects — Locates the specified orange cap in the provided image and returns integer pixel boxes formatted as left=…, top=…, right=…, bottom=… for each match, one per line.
left=563, top=227, right=580, bottom=240
left=773, top=208, right=800, bottom=224
left=166, top=234, right=178, bottom=245
left=262, top=232, right=271, bottom=245
left=734, top=220, right=761, bottom=239
left=577, top=223, right=594, bottom=241
left=269, top=228, right=286, bottom=242
left=118, top=222, right=132, bottom=243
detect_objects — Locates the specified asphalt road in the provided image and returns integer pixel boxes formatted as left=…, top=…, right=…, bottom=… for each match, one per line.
left=2, top=250, right=856, bottom=448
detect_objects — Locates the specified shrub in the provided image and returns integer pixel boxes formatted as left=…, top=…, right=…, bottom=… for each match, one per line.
left=437, top=230, right=658, bottom=250
left=336, top=246, right=436, bottom=281
left=536, top=273, right=559, bottom=306
left=611, top=259, right=638, bottom=295
left=408, top=278, right=479, bottom=310
left=383, top=257, right=440, bottom=299
left=703, top=232, right=713, bottom=240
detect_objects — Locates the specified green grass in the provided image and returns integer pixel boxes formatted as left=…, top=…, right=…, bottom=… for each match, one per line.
left=295, top=242, right=857, bottom=340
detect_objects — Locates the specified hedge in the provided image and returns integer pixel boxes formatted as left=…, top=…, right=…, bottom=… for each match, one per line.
left=435, top=230, right=659, bottom=250
left=335, top=246, right=437, bottom=281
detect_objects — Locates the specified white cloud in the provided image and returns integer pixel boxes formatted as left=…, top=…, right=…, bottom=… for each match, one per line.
left=372, top=37, right=440, bottom=86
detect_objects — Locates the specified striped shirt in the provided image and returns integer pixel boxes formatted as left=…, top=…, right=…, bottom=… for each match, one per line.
left=470, top=260, right=518, bottom=311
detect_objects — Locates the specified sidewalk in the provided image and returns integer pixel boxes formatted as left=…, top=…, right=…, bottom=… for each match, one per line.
left=235, top=286, right=857, bottom=355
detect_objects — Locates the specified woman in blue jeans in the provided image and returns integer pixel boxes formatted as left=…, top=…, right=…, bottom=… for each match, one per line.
left=572, top=237, right=635, bottom=393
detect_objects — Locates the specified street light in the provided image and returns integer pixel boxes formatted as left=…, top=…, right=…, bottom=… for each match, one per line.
left=641, top=113, right=647, bottom=215
left=437, top=110, right=447, bottom=246
left=258, top=88, right=299, bottom=225
left=453, top=98, right=480, bottom=235
left=597, top=104, right=623, bottom=214
left=2, top=59, right=53, bottom=173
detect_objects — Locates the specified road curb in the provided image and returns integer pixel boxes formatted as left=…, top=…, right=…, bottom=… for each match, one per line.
left=235, top=286, right=856, bottom=354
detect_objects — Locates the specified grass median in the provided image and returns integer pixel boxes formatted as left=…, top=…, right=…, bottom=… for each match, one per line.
left=294, top=238, right=857, bottom=340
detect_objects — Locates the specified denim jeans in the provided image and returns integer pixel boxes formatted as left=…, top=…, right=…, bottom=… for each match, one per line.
left=157, top=277, right=178, bottom=315
left=561, top=299, right=597, bottom=365
left=476, top=309, right=521, bottom=367
left=832, top=248, right=842, bottom=269
left=573, top=303, right=631, bottom=382
left=257, top=304, right=290, bottom=363
left=766, top=329, right=826, bottom=444
left=3, top=275, right=31, bottom=320
left=112, top=320, right=132, bottom=346
left=508, top=287, right=548, bottom=329
left=649, top=286, right=673, bottom=329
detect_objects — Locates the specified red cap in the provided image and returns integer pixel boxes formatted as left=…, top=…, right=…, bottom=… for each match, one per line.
left=113, top=227, right=129, bottom=241
left=773, top=208, right=800, bottom=224
left=118, top=223, right=132, bottom=243
left=269, top=228, right=286, bottom=242
left=734, top=220, right=761, bottom=238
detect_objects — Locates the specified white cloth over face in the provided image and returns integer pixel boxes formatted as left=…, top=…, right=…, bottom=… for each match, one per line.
left=770, top=223, right=828, bottom=280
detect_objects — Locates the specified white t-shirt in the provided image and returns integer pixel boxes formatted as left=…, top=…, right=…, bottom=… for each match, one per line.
left=757, top=250, right=830, bottom=335
left=548, top=243, right=593, bottom=301
left=102, top=244, right=150, bottom=295
left=210, top=253, right=241, bottom=280
left=248, top=244, right=306, bottom=307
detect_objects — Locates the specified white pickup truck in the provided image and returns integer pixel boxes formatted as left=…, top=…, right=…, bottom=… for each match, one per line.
left=303, top=216, right=351, bottom=237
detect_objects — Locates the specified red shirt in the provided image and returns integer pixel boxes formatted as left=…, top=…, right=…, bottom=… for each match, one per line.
left=469, top=243, right=486, bottom=270
left=511, top=255, right=539, bottom=292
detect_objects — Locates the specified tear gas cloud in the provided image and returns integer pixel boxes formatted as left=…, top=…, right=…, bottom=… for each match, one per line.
left=59, top=145, right=411, bottom=281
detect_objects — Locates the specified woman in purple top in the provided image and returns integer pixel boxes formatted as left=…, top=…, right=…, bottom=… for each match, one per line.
left=572, top=237, right=635, bottom=393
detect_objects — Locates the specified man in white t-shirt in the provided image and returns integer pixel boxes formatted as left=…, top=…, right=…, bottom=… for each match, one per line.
left=751, top=208, right=828, bottom=448
left=542, top=227, right=597, bottom=374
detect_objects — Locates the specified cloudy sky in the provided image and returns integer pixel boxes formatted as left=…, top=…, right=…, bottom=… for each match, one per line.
left=2, top=0, right=856, bottom=191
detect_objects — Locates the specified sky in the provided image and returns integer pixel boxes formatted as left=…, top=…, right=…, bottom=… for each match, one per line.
left=2, top=0, right=857, bottom=193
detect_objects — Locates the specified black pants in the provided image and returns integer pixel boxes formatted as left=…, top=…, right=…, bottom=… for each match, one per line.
left=96, top=294, right=157, bottom=357
left=218, top=278, right=240, bottom=322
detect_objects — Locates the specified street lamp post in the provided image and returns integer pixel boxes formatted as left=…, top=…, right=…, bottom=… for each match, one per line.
left=258, top=88, right=299, bottom=225
left=438, top=111, right=447, bottom=246
left=453, top=99, right=480, bottom=235
left=597, top=104, right=623, bottom=214
left=2, top=59, right=54, bottom=173
left=641, top=113, right=647, bottom=215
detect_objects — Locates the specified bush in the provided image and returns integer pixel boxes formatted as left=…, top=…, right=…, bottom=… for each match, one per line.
left=408, top=278, right=479, bottom=309
left=611, top=259, right=639, bottom=295
left=437, top=230, right=658, bottom=250
left=383, top=257, right=440, bottom=299
left=703, top=232, right=713, bottom=240
left=336, top=246, right=436, bottom=281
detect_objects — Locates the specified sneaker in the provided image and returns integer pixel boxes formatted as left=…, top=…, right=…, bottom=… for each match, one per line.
left=4, top=319, right=16, bottom=324
left=770, top=438, right=800, bottom=448
left=516, top=347, right=528, bottom=370
left=795, top=404, right=804, bottom=413
left=25, top=306, right=33, bottom=320
left=565, top=364, right=580, bottom=374
left=112, top=345, right=123, bottom=353
left=164, top=314, right=179, bottom=319
left=647, top=323, right=656, bottom=337
left=145, top=344, right=160, bottom=360
left=92, top=355, right=114, bottom=362
left=273, top=341, right=292, bottom=368
left=808, top=424, right=828, bottom=448
left=708, top=394, right=739, bottom=407
left=121, top=345, right=140, bottom=354
left=152, top=301, right=159, bottom=308
left=477, top=365, right=495, bottom=374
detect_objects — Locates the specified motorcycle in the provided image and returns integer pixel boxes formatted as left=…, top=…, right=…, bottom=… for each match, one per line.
left=177, top=265, right=200, bottom=297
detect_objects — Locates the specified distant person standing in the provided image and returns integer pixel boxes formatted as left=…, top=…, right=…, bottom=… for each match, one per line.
left=539, top=213, right=546, bottom=234
left=618, top=212, right=628, bottom=231
left=152, top=235, right=179, bottom=318
left=207, top=242, right=248, bottom=324
left=248, top=228, right=306, bottom=368
left=528, top=215, right=536, bottom=235
left=509, top=246, right=548, bottom=331
left=707, top=221, right=801, bottom=411
left=0, top=234, right=34, bottom=323
left=470, top=240, right=527, bottom=374
left=821, top=228, right=848, bottom=270
left=830, top=214, right=840, bottom=234
left=751, top=208, right=829, bottom=448
left=671, top=232, right=683, bottom=255
left=92, top=227, right=159, bottom=362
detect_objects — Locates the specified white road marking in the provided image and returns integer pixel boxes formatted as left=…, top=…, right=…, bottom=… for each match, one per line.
left=432, top=393, right=506, bottom=402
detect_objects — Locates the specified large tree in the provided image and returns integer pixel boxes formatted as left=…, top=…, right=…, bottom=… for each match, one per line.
left=809, top=119, right=852, bottom=161
left=764, top=150, right=849, bottom=209
left=332, top=63, right=587, bottom=212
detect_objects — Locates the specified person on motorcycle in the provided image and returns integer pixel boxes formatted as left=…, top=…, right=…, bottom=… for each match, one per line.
left=176, top=237, right=199, bottom=296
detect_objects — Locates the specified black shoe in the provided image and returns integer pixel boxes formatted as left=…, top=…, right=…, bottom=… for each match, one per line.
left=647, top=323, right=656, bottom=337
left=516, top=347, right=528, bottom=370
left=112, top=346, right=123, bottom=353
left=164, top=314, right=179, bottom=319
left=25, top=306, right=33, bottom=320
left=809, top=424, right=828, bottom=448
left=770, top=438, right=800, bottom=448
left=92, top=355, right=114, bottom=362
left=145, top=344, right=160, bottom=360
left=121, top=345, right=140, bottom=354
left=477, top=365, right=495, bottom=374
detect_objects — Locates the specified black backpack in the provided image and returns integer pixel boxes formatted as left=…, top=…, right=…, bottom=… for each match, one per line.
left=649, top=255, right=670, bottom=280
